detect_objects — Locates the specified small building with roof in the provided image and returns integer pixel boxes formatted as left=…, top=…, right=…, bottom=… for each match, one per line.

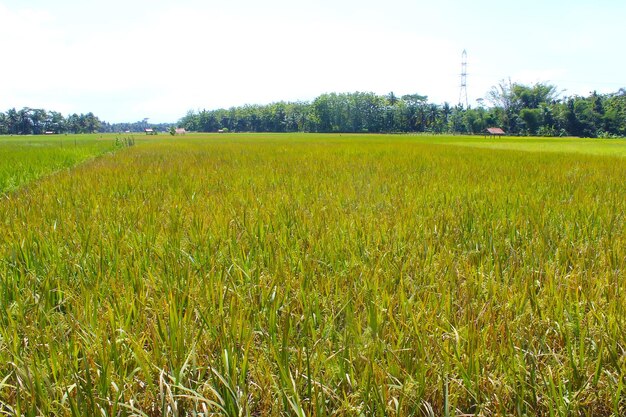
left=485, top=127, right=505, bottom=138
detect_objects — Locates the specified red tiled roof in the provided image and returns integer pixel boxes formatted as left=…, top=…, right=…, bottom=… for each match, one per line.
left=486, top=127, right=505, bottom=135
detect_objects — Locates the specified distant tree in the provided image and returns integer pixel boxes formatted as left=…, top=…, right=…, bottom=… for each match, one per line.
left=30, top=109, right=47, bottom=134
left=401, top=94, right=428, bottom=132
left=171, top=87, right=625, bottom=137
left=441, top=102, right=452, bottom=131
left=387, top=91, right=399, bottom=106
left=67, top=113, right=81, bottom=133
left=46, top=111, right=66, bottom=133
left=512, top=83, right=559, bottom=109
left=17, top=108, right=33, bottom=134
left=519, top=108, right=542, bottom=135
left=449, top=105, right=465, bottom=133
left=0, top=112, right=7, bottom=134
left=572, top=98, right=597, bottom=137
left=426, top=104, right=441, bottom=132
left=486, top=80, right=559, bottom=135
left=602, top=89, right=626, bottom=136
left=6, top=108, right=19, bottom=134
left=312, top=94, right=333, bottom=132
left=84, top=112, right=101, bottom=133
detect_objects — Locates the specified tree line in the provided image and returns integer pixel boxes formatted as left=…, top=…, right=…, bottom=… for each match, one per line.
left=0, top=108, right=102, bottom=135
left=2, top=82, right=625, bottom=137
left=0, top=108, right=175, bottom=135
left=180, top=83, right=626, bottom=138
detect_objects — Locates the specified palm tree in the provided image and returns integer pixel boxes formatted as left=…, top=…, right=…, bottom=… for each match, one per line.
left=31, top=108, right=47, bottom=134
left=17, top=107, right=33, bottom=135
left=0, top=112, right=7, bottom=134
left=6, top=108, right=19, bottom=134
left=441, top=102, right=452, bottom=133
left=427, top=103, right=440, bottom=132
left=387, top=91, right=398, bottom=106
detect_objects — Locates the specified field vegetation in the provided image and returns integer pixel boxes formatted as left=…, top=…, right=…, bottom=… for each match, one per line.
left=0, top=134, right=126, bottom=194
left=0, top=133, right=625, bottom=416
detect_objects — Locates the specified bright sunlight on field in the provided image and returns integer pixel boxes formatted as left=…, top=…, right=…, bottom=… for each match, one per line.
left=0, top=134, right=625, bottom=416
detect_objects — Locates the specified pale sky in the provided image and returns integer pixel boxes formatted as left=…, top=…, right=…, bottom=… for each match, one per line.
left=1, top=0, right=624, bottom=123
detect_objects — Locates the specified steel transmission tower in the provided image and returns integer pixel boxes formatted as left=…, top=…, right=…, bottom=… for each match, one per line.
left=458, top=49, right=469, bottom=108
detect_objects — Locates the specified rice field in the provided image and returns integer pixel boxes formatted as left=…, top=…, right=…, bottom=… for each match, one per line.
left=0, top=133, right=625, bottom=416
left=0, top=134, right=122, bottom=194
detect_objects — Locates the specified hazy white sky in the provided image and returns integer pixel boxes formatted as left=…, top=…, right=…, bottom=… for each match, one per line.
left=1, top=0, right=624, bottom=122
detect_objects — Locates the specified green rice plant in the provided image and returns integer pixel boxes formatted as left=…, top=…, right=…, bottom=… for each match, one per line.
left=0, top=133, right=624, bottom=415
left=0, top=134, right=121, bottom=194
